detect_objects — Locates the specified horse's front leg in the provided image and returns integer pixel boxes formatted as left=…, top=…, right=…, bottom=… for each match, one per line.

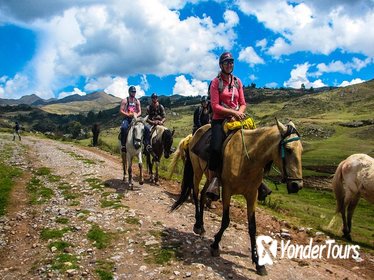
left=127, top=155, right=133, bottom=190
left=210, top=189, right=231, bottom=257
left=121, top=151, right=127, bottom=182
left=248, top=211, right=267, bottom=275
left=138, top=152, right=144, bottom=185
left=154, top=160, right=160, bottom=186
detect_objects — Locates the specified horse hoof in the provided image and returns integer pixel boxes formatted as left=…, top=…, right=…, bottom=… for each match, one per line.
left=193, top=225, right=205, bottom=236
left=139, top=181, right=144, bottom=185
left=210, top=246, right=220, bottom=257
left=343, top=233, right=352, bottom=241
left=256, top=265, right=267, bottom=276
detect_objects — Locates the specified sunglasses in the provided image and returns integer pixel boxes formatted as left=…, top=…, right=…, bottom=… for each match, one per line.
left=222, top=60, right=234, bottom=66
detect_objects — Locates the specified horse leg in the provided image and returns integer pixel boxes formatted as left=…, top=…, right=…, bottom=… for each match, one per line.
left=249, top=212, right=267, bottom=275
left=210, top=191, right=231, bottom=257
left=154, top=161, right=160, bottom=186
left=127, top=156, right=133, bottom=190
left=192, top=172, right=205, bottom=235
left=346, top=194, right=360, bottom=241
left=138, top=153, right=144, bottom=185
left=121, top=151, right=127, bottom=182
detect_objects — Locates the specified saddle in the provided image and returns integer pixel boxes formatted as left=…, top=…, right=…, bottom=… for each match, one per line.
left=191, top=117, right=256, bottom=162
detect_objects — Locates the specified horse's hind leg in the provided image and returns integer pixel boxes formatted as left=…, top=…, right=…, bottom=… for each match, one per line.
left=345, top=195, right=360, bottom=241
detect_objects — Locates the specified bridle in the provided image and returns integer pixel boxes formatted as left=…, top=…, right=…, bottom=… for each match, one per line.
left=132, top=121, right=144, bottom=148
left=279, top=125, right=303, bottom=183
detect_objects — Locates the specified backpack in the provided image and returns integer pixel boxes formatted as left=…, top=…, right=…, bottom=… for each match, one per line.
left=207, top=73, right=240, bottom=101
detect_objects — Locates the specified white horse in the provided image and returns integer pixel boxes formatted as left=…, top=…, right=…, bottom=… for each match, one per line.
left=330, top=153, right=374, bottom=241
left=121, top=116, right=148, bottom=190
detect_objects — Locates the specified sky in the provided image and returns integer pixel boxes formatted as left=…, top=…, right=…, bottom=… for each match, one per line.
left=0, top=0, right=373, bottom=100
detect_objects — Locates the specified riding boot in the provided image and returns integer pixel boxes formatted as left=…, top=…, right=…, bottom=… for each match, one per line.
left=206, top=177, right=221, bottom=201
left=257, top=182, right=272, bottom=201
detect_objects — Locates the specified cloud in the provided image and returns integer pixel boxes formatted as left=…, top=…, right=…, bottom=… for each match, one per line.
left=284, top=62, right=327, bottom=88
left=238, top=46, right=264, bottom=66
left=0, top=74, right=31, bottom=99
left=0, top=0, right=240, bottom=99
left=103, top=77, right=145, bottom=99
left=315, top=57, right=372, bottom=76
left=339, top=78, right=365, bottom=87
left=172, top=75, right=208, bottom=96
left=58, top=87, right=86, bottom=99
left=236, top=0, right=374, bottom=57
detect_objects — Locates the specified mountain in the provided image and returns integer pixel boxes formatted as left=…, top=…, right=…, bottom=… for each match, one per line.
left=40, top=91, right=122, bottom=114
left=0, top=94, right=45, bottom=106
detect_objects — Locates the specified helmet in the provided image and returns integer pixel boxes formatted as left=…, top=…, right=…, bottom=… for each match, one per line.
left=128, top=86, right=136, bottom=94
left=200, top=96, right=207, bottom=103
left=151, top=93, right=158, bottom=99
left=219, top=52, right=234, bottom=65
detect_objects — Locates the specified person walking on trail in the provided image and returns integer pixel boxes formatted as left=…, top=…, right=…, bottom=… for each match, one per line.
left=119, top=86, right=142, bottom=153
left=205, top=52, right=272, bottom=202
left=193, top=95, right=211, bottom=135
left=92, top=123, right=100, bottom=147
left=144, top=93, right=166, bottom=147
left=13, top=121, right=21, bottom=141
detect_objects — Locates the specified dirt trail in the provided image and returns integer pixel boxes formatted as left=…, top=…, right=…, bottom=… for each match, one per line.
left=0, top=135, right=373, bottom=279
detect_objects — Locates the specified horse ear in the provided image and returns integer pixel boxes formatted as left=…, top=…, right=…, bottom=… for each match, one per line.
left=276, top=117, right=287, bottom=135
left=171, top=128, right=175, bottom=136
left=288, top=119, right=296, bottom=129
left=143, top=115, right=148, bottom=122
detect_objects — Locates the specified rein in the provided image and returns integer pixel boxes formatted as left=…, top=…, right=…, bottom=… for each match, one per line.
left=240, top=124, right=302, bottom=182
left=279, top=125, right=302, bottom=182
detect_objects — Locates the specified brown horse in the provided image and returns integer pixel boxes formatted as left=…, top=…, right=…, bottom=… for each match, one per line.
left=145, top=125, right=175, bottom=185
left=171, top=119, right=303, bottom=275
left=330, top=153, right=374, bottom=241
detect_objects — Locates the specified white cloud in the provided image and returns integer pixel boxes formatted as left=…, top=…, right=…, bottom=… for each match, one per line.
left=256, top=39, right=267, bottom=50
left=58, top=87, right=86, bottom=99
left=103, top=77, right=145, bottom=99
left=284, top=63, right=327, bottom=88
left=0, top=0, right=239, bottom=99
left=265, top=82, right=278, bottom=88
left=339, top=78, right=365, bottom=87
left=238, top=46, right=264, bottom=66
left=172, top=75, right=208, bottom=97
left=315, top=57, right=372, bottom=76
left=0, top=74, right=31, bottom=99
left=236, top=0, right=374, bottom=57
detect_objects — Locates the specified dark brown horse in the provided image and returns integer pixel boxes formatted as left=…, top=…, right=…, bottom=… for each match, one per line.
left=145, top=125, right=174, bottom=185
left=171, top=119, right=303, bottom=275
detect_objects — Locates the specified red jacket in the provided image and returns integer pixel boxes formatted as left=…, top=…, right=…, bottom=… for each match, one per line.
left=210, top=74, right=246, bottom=120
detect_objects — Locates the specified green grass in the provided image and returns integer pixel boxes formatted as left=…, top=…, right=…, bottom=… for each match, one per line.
left=95, top=260, right=114, bottom=280
left=41, top=227, right=71, bottom=240
left=48, top=240, right=72, bottom=251
left=85, top=178, right=104, bottom=189
left=255, top=182, right=374, bottom=249
left=51, top=253, right=78, bottom=271
left=0, top=162, right=21, bottom=216
left=87, top=224, right=111, bottom=249
left=55, top=217, right=69, bottom=224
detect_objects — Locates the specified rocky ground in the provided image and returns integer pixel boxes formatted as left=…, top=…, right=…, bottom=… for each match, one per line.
left=0, top=135, right=373, bottom=279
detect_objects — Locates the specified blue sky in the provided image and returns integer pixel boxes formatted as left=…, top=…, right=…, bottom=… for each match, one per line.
left=0, top=0, right=373, bottom=100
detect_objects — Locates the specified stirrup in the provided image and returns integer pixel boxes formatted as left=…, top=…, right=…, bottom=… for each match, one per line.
left=206, top=177, right=220, bottom=201
left=257, top=182, right=272, bottom=201
left=121, top=146, right=126, bottom=153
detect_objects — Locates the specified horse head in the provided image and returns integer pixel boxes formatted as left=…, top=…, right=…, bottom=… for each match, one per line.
left=276, top=119, right=303, bottom=194
left=162, top=128, right=175, bottom=159
left=132, top=118, right=145, bottom=150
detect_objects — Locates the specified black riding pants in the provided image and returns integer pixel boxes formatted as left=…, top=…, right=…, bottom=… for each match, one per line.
left=208, top=119, right=225, bottom=172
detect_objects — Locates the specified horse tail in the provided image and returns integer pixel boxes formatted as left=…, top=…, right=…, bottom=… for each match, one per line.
left=167, top=134, right=191, bottom=179
left=332, top=160, right=345, bottom=214
left=170, top=150, right=194, bottom=211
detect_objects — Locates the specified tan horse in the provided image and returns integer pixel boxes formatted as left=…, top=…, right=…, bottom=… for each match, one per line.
left=330, top=153, right=374, bottom=241
left=171, top=119, right=303, bottom=276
